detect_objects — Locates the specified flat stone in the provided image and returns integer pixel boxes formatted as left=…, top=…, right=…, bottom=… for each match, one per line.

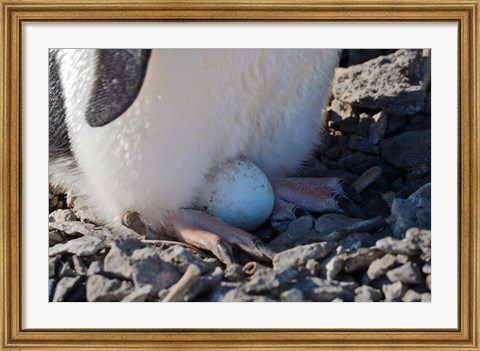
left=280, top=288, right=305, bottom=302
left=53, top=276, right=82, bottom=302
left=376, top=236, right=421, bottom=256
left=402, top=289, right=423, bottom=302
left=333, top=49, right=427, bottom=115
left=426, top=274, right=431, bottom=290
left=269, top=216, right=314, bottom=251
left=129, top=248, right=182, bottom=294
left=72, top=255, right=88, bottom=275
left=305, top=259, right=321, bottom=276
left=366, top=253, right=398, bottom=280
left=49, top=279, right=57, bottom=301
left=347, top=136, right=380, bottom=155
left=87, top=261, right=103, bottom=276
left=325, top=254, right=345, bottom=281
left=386, top=198, right=418, bottom=239
left=406, top=228, right=431, bottom=258
left=159, top=245, right=217, bottom=274
left=344, top=248, right=384, bottom=273
left=49, top=235, right=106, bottom=257
left=49, top=209, right=78, bottom=222
left=315, top=214, right=363, bottom=237
left=369, top=111, right=389, bottom=144
left=103, top=238, right=145, bottom=279
left=383, top=281, right=408, bottom=301
left=86, top=274, right=134, bottom=302
left=354, top=285, right=383, bottom=302
left=423, top=261, right=431, bottom=274
left=407, top=183, right=431, bottom=208
left=272, top=242, right=331, bottom=271
left=295, top=277, right=351, bottom=302
left=48, top=221, right=96, bottom=237
left=386, top=261, right=424, bottom=284
left=381, top=130, right=431, bottom=171
left=59, top=261, right=77, bottom=278
left=219, top=288, right=277, bottom=302
left=121, top=285, right=153, bottom=302
left=244, top=267, right=297, bottom=294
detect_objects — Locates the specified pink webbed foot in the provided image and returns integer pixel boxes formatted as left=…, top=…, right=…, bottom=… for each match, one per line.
left=123, top=209, right=275, bottom=265
left=271, top=177, right=366, bottom=221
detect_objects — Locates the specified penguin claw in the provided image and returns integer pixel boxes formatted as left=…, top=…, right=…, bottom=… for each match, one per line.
left=123, top=209, right=274, bottom=264
left=271, top=177, right=365, bottom=218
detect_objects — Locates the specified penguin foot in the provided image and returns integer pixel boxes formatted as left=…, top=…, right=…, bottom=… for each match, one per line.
left=271, top=177, right=366, bottom=220
left=162, top=209, right=275, bottom=264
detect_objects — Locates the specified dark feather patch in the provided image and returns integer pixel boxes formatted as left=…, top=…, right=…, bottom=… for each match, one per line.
left=49, top=49, right=71, bottom=159
left=86, top=49, right=152, bottom=127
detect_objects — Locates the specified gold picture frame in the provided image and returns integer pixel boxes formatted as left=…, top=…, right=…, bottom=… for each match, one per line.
left=1, top=0, right=479, bottom=350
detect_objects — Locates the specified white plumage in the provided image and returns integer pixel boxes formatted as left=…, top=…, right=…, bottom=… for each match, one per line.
left=50, top=49, right=340, bottom=233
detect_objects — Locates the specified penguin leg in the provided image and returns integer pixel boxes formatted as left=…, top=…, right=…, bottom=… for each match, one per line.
left=123, top=209, right=275, bottom=264
left=271, top=177, right=366, bottom=220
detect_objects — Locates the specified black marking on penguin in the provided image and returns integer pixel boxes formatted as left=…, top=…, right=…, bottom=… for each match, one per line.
left=49, top=49, right=72, bottom=159
left=86, top=49, right=152, bottom=127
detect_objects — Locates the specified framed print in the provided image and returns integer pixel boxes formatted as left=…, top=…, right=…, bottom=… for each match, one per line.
left=1, top=0, right=479, bottom=350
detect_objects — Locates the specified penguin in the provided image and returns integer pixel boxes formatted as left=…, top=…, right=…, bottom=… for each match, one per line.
left=49, top=49, right=359, bottom=264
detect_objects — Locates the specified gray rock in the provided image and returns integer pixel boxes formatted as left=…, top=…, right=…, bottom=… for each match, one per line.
left=269, top=216, right=314, bottom=251
left=219, top=287, right=277, bottom=302
left=369, top=111, right=389, bottom=144
left=354, top=285, right=383, bottom=302
left=376, top=236, right=421, bottom=256
left=386, top=198, right=418, bottom=239
left=347, top=136, right=380, bottom=155
left=53, top=276, right=82, bottom=302
left=72, top=255, right=88, bottom=275
left=59, top=261, right=77, bottom=278
left=159, top=245, right=217, bottom=274
left=315, top=214, right=363, bottom=237
left=280, top=288, right=305, bottom=302
left=366, top=253, right=398, bottom=280
left=356, top=113, right=371, bottom=138
left=121, top=285, right=153, bottom=302
left=49, top=235, right=106, bottom=257
left=48, top=279, right=57, bottom=301
left=129, top=248, right=181, bottom=294
left=423, top=261, right=431, bottom=274
left=49, top=230, right=67, bottom=246
left=426, top=274, right=431, bottom=290
left=224, top=263, right=244, bottom=282
left=48, top=221, right=96, bottom=237
left=325, top=254, right=345, bottom=281
left=421, top=293, right=431, bottom=302
left=244, top=267, right=297, bottom=295
left=271, top=221, right=290, bottom=235
left=344, top=248, right=384, bottom=273
left=86, top=274, right=134, bottom=302
left=386, top=261, right=424, bottom=284
left=272, top=242, right=331, bottom=271
left=182, top=266, right=224, bottom=301
left=305, top=259, right=321, bottom=276
left=295, top=277, right=351, bottom=302
left=381, top=130, right=431, bottom=171
left=329, top=98, right=354, bottom=119
left=406, top=228, right=431, bottom=258
left=383, top=281, right=408, bottom=301
left=103, top=239, right=145, bottom=279
left=49, top=255, right=60, bottom=278
left=402, top=289, right=423, bottom=302
left=87, top=261, right=103, bottom=276
left=49, top=209, right=78, bottom=222
left=334, top=49, right=427, bottom=115
left=408, top=183, right=431, bottom=208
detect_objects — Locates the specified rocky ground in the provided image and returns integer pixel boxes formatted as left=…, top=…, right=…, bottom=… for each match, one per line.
left=49, top=49, right=431, bottom=302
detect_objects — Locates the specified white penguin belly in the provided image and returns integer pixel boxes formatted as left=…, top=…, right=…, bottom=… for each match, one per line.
left=62, top=49, right=340, bottom=229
